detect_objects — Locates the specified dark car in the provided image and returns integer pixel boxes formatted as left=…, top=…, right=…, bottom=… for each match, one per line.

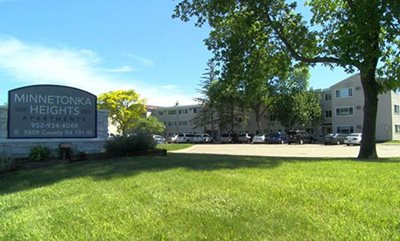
left=324, top=133, right=347, bottom=145
left=238, top=133, right=252, bottom=143
left=287, top=130, right=314, bottom=144
left=220, top=133, right=238, bottom=143
left=266, top=132, right=287, bottom=144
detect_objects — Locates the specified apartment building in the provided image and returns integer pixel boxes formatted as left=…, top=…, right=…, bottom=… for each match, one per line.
left=150, top=74, right=400, bottom=141
left=321, top=74, right=400, bottom=141
left=150, top=104, right=204, bottom=138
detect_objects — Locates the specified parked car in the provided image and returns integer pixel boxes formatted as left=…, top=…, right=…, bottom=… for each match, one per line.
left=200, top=134, right=213, bottom=143
left=252, top=134, right=266, bottom=144
left=324, top=133, right=347, bottom=145
left=238, top=133, right=252, bottom=143
left=193, top=134, right=204, bottom=143
left=152, top=135, right=165, bottom=144
left=287, top=130, right=314, bottom=144
left=176, top=133, right=194, bottom=143
left=220, top=133, right=238, bottom=143
left=167, top=134, right=178, bottom=143
left=266, top=132, right=287, bottom=144
left=344, top=133, right=362, bottom=146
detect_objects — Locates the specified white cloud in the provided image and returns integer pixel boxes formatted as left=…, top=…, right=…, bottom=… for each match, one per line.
left=0, top=37, right=197, bottom=107
left=125, top=54, right=155, bottom=67
left=104, top=65, right=135, bottom=73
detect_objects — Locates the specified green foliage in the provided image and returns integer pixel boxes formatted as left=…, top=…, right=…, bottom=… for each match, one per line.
left=28, top=146, right=51, bottom=162
left=98, top=90, right=146, bottom=136
left=270, top=68, right=321, bottom=129
left=174, top=0, right=400, bottom=158
left=1, top=154, right=400, bottom=240
left=104, top=132, right=156, bottom=155
left=0, top=156, right=14, bottom=172
left=193, top=60, right=219, bottom=135
left=271, top=90, right=322, bottom=130
left=131, top=116, right=165, bottom=135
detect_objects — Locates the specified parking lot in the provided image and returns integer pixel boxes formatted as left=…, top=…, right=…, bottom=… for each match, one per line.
left=172, top=143, right=400, bottom=158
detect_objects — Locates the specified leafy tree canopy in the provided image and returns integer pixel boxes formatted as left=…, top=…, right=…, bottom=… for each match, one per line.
left=174, top=0, right=400, bottom=159
left=131, top=116, right=165, bottom=135
left=98, top=90, right=146, bottom=136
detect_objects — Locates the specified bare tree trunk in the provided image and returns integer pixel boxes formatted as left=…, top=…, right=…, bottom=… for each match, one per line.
left=358, top=70, right=378, bottom=159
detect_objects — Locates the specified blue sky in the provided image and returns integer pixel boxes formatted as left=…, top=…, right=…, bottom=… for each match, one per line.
left=0, top=0, right=350, bottom=106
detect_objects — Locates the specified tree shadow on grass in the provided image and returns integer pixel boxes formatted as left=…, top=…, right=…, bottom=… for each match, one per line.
left=0, top=153, right=397, bottom=195
left=0, top=153, right=282, bottom=195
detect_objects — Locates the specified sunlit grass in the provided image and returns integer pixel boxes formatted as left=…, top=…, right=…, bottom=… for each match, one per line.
left=1, top=154, right=399, bottom=240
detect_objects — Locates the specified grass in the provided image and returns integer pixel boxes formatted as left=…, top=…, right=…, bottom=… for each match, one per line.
left=1, top=154, right=400, bottom=240
left=156, top=143, right=193, bottom=151
left=382, top=140, right=400, bottom=144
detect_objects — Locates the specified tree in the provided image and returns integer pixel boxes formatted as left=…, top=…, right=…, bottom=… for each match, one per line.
left=204, top=7, right=294, bottom=133
left=271, top=90, right=322, bottom=131
left=270, top=67, right=321, bottom=130
left=174, top=0, right=400, bottom=159
left=98, top=90, right=146, bottom=136
left=194, top=60, right=219, bottom=138
left=131, top=116, right=165, bottom=135
left=210, top=79, right=244, bottom=134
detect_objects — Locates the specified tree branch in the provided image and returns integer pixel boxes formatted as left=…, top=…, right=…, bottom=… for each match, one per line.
left=266, top=15, right=342, bottom=65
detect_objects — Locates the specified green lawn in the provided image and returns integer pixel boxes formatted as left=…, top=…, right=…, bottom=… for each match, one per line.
left=1, top=154, right=400, bottom=240
left=383, top=140, right=400, bottom=144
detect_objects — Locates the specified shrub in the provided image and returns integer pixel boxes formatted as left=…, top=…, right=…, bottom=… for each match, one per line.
left=0, top=156, right=14, bottom=173
left=104, top=132, right=156, bottom=155
left=28, top=146, right=51, bottom=162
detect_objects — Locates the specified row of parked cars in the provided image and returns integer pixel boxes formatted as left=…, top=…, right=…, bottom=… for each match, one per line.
left=155, top=131, right=363, bottom=146
left=324, top=133, right=362, bottom=145
left=170, top=133, right=213, bottom=144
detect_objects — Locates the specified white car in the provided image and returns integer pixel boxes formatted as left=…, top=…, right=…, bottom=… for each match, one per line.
left=176, top=133, right=194, bottom=143
left=168, top=134, right=178, bottom=143
left=252, top=134, right=266, bottom=144
left=344, top=133, right=362, bottom=146
left=153, top=135, right=165, bottom=144
left=192, top=134, right=213, bottom=143
left=193, top=134, right=204, bottom=143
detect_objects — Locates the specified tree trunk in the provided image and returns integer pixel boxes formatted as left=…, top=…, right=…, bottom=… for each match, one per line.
left=255, top=110, right=263, bottom=134
left=358, top=70, right=379, bottom=159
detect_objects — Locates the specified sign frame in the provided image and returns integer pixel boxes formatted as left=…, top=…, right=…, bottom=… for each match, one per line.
left=7, top=84, right=98, bottom=139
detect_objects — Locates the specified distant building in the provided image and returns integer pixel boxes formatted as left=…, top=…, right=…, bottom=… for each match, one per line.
left=150, top=104, right=204, bottom=138
left=319, top=74, right=400, bottom=141
left=150, top=73, right=400, bottom=141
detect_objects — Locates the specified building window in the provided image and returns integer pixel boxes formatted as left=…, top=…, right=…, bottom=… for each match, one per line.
left=325, top=110, right=332, bottom=118
left=335, top=88, right=353, bottom=98
left=179, top=109, right=188, bottom=114
left=395, top=125, right=400, bottom=134
left=394, top=105, right=400, bottom=115
left=179, top=121, right=188, bottom=126
left=168, top=110, right=177, bottom=115
left=325, top=94, right=332, bottom=101
left=158, top=111, right=163, bottom=116
left=193, top=108, right=197, bottom=113
left=336, top=126, right=354, bottom=134
left=336, top=107, right=354, bottom=116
